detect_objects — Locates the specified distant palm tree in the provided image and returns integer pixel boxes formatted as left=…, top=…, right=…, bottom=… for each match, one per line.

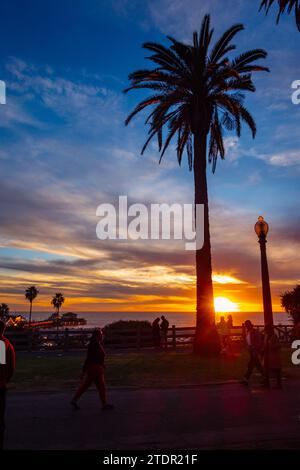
left=51, top=293, right=65, bottom=315
left=125, top=15, right=269, bottom=355
left=260, top=0, right=300, bottom=30
left=0, top=303, right=10, bottom=320
left=25, top=286, right=39, bottom=326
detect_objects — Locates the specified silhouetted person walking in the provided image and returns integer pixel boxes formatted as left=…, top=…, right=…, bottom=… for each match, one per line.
left=160, top=315, right=169, bottom=350
left=0, top=320, right=15, bottom=450
left=242, top=320, right=266, bottom=386
left=71, top=328, right=114, bottom=410
left=263, top=327, right=282, bottom=389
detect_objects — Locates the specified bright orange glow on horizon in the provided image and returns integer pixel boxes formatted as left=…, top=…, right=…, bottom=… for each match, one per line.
left=212, top=274, right=245, bottom=285
left=214, top=296, right=240, bottom=313
left=0, top=264, right=284, bottom=313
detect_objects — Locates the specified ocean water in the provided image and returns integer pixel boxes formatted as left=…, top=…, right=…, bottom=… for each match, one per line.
left=17, top=311, right=292, bottom=328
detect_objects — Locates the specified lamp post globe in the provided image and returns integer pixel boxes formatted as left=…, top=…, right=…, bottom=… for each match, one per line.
left=254, top=215, right=269, bottom=239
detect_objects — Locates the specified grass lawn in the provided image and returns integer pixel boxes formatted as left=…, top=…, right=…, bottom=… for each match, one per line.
left=10, top=347, right=300, bottom=391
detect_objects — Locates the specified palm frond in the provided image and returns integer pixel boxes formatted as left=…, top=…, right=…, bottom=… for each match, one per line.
left=210, top=24, right=244, bottom=63
left=260, top=0, right=300, bottom=31
left=231, top=49, right=269, bottom=73
left=199, top=14, right=213, bottom=53
left=209, top=110, right=225, bottom=173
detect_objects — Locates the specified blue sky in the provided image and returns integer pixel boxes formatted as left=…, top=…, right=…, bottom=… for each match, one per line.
left=0, top=0, right=300, bottom=314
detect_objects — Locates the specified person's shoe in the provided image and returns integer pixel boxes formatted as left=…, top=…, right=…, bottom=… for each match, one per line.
left=70, top=400, right=80, bottom=410
left=102, top=403, right=114, bottom=411
left=241, top=377, right=249, bottom=386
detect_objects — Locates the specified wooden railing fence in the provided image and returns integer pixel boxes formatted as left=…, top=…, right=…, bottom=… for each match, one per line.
left=5, top=324, right=294, bottom=351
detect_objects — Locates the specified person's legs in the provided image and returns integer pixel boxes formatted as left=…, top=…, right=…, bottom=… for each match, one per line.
left=94, top=372, right=106, bottom=406
left=72, top=373, right=93, bottom=402
left=264, top=367, right=271, bottom=387
left=94, top=368, right=114, bottom=410
left=245, top=355, right=255, bottom=380
left=264, top=363, right=270, bottom=385
left=253, top=356, right=266, bottom=377
left=0, top=388, right=6, bottom=450
left=253, top=356, right=270, bottom=387
left=162, top=332, right=167, bottom=349
left=275, top=368, right=282, bottom=388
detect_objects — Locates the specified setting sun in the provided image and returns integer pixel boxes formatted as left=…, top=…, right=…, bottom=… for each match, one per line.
left=214, top=296, right=239, bottom=313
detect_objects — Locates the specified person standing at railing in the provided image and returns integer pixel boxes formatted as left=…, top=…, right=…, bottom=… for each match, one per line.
left=152, top=318, right=161, bottom=349
left=70, top=328, right=114, bottom=411
left=218, top=316, right=230, bottom=352
left=160, top=315, right=169, bottom=350
left=224, top=314, right=233, bottom=353
left=227, top=314, right=233, bottom=330
left=0, top=320, right=16, bottom=450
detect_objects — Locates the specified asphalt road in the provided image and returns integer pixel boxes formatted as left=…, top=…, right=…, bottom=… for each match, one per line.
left=4, top=380, right=300, bottom=449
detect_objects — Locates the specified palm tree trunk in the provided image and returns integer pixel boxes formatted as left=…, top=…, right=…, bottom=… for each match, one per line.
left=57, top=307, right=60, bottom=332
left=193, top=131, right=220, bottom=355
left=29, top=301, right=32, bottom=326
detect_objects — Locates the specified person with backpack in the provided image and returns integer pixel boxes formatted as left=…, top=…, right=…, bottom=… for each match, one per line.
left=242, top=320, right=267, bottom=386
left=0, top=320, right=16, bottom=450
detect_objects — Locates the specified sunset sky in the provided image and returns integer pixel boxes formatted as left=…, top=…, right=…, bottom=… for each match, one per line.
left=0, top=0, right=300, bottom=316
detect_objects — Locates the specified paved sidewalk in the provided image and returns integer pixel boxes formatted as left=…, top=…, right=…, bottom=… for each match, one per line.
left=5, top=381, right=300, bottom=449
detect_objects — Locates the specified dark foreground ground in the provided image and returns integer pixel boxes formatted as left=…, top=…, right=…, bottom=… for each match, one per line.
left=11, top=347, right=299, bottom=389
left=5, top=380, right=300, bottom=450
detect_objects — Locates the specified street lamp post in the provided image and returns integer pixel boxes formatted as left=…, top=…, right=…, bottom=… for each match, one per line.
left=254, top=216, right=274, bottom=330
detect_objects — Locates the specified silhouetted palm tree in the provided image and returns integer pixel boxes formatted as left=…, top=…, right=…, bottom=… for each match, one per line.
left=0, top=303, right=10, bottom=320
left=260, top=0, right=300, bottom=30
left=125, top=15, right=269, bottom=355
left=281, top=285, right=300, bottom=324
left=51, top=293, right=65, bottom=315
left=25, top=286, right=39, bottom=326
